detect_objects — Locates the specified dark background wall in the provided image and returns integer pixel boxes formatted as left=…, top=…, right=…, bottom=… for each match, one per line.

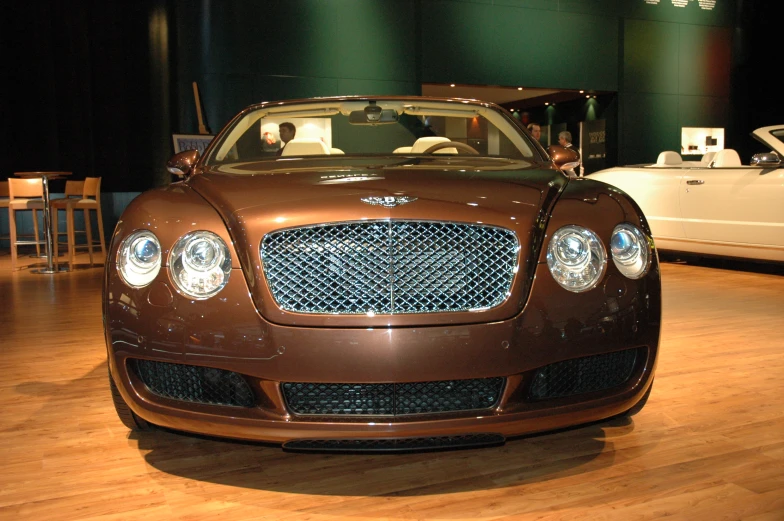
left=2, top=0, right=781, bottom=194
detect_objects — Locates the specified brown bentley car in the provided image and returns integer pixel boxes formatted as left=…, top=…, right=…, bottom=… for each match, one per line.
left=104, top=96, right=660, bottom=452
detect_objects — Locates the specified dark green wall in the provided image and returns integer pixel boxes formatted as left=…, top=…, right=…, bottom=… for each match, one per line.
left=175, top=0, right=421, bottom=135
left=175, top=0, right=737, bottom=166
left=619, top=18, right=732, bottom=163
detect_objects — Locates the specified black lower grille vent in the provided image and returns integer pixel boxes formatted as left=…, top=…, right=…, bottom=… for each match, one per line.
left=282, top=433, right=506, bottom=453
left=530, top=347, right=643, bottom=400
left=282, top=378, right=505, bottom=416
left=131, top=359, right=255, bottom=408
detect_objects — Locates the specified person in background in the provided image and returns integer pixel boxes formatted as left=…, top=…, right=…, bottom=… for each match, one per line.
left=558, top=130, right=581, bottom=177
left=527, top=123, right=542, bottom=143
left=277, top=122, right=296, bottom=155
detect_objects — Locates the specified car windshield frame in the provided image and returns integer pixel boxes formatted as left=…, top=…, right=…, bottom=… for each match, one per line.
left=202, top=98, right=545, bottom=170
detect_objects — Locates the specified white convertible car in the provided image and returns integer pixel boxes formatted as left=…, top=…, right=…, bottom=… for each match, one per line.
left=587, top=125, right=784, bottom=262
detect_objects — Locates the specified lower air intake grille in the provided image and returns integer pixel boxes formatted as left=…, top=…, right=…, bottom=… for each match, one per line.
left=282, top=378, right=505, bottom=416
left=283, top=433, right=506, bottom=453
left=529, top=348, right=643, bottom=400
left=131, top=359, right=255, bottom=408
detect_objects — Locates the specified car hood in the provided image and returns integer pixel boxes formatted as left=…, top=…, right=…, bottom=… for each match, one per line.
left=188, top=157, right=565, bottom=327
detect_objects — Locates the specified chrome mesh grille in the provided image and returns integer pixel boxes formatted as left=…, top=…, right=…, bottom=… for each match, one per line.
left=261, top=221, right=519, bottom=314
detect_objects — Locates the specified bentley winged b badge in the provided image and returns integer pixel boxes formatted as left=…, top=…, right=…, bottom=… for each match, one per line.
left=360, top=196, right=418, bottom=208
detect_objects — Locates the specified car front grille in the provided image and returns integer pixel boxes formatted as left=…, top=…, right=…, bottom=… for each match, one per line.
left=529, top=348, right=644, bottom=400
left=261, top=220, right=519, bottom=314
left=282, top=378, right=505, bottom=416
left=131, top=359, right=255, bottom=408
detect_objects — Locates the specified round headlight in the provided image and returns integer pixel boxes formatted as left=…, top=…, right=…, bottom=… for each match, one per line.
left=117, top=230, right=161, bottom=287
left=547, top=225, right=607, bottom=292
left=610, top=223, right=650, bottom=279
left=170, top=231, right=231, bottom=299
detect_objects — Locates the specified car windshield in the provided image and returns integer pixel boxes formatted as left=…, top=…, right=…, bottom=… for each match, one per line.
left=203, top=99, right=537, bottom=171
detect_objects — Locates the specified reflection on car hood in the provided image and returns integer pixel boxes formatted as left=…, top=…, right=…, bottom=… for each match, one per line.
left=192, top=157, right=563, bottom=217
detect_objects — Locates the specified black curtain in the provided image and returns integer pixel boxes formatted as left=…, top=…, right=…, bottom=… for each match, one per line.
left=1, top=0, right=175, bottom=192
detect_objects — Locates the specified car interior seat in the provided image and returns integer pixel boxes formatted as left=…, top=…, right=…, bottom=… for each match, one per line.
left=280, top=138, right=330, bottom=156
left=653, top=151, right=683, bottom=167
left=700, top=151, right=717, bottom=165
left=410, top=136, right=457, bottom=154
left=709, top=149, right=741, bottom=168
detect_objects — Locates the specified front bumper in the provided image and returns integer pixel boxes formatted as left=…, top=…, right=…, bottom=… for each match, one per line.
left=105, top=262, right=660, bottom=444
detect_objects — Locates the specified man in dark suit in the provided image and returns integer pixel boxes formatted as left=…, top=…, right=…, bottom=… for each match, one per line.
left=558, top=130, right=581, bottom=177
left=276, top=122, right=296, bottom=155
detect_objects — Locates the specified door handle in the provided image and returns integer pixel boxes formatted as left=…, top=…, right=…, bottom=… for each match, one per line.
left=686, top=180, right=705, bottom=185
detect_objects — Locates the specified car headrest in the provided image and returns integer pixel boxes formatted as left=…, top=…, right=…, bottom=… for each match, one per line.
left=281, top=138, right=330, bottom=156
left=393, top=146, right=413, bottom=154
left=700, top=151, right=716, bottom=165
left=655, top=151, right=682, bottom=166
left=410, top=136, right=457, bottom=154
left=710, top=149, right=741, bottom=168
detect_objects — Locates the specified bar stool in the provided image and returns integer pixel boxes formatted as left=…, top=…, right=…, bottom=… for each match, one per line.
left=51, top=177, right=106, bottom=269
left=7, top=178, right=45, bottom=270
left=0, top=181, right=9, bottom=250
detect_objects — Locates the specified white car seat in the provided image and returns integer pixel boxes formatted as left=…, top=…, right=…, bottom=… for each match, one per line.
left=700, top=151, right=717, bottom=165
left=280, top=138, right=330, bottom=156
left=654, top=151, right=682, bottom=167
left=710, top=149, right=741, bottom=167
left=410, top=136, right=457, bottom=154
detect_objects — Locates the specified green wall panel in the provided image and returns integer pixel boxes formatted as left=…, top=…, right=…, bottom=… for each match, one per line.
left=678, top=24, right=731, bottom=97
left=253, top=76, right=341, bottom=102
left=558, top=0, right=621, bottom=16
left=620, top=92, right=680, bottom=164
left=175, top=0, right=418, bottom=134
left=422, top=1, right=618, bottom=90
left=622, top=19, right=680, bottom=94
left=336, top=79, right=420, bottom=96
left=677, top=95, right=729, bottom=129
left=452, top=0, right=621, bottom=15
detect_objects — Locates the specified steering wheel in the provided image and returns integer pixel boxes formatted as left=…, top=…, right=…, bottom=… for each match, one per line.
left=421, top=141, right=480, bottom=155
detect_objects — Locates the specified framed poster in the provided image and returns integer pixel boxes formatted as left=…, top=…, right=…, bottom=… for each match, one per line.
left=172, top=134, right=214, bottom=155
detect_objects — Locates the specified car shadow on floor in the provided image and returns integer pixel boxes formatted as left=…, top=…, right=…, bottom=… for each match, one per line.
left=659, top=252, right=783, bottom=275
left=132, top=413, right=648, bottom=498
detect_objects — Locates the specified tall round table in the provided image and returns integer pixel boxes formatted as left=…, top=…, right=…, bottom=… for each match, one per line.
left=14, top=171, right=72, bottom=274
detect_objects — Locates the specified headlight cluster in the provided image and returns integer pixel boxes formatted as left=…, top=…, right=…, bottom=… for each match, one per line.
left=117, top=231, right=161, bottom=287
left=117, top=230, right=231, bottom=299
left=547, top=223, right=650, bottom=292
left=609, top=224, right=650, bottom=279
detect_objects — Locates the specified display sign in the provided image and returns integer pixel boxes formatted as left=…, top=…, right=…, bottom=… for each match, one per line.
left=583, top=119, right=606, bottom=160
left=172, top=134, right=214, bottom=155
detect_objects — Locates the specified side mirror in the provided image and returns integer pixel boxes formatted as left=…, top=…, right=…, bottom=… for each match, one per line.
left=547, top=145, right=580, bottom=172
left=750, top=151, right=781, bottom=167
left=166, top=149, right=200, bottom=178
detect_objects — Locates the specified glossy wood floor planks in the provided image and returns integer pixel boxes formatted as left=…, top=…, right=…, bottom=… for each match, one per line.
left=0, top=252, right=782, bottom=520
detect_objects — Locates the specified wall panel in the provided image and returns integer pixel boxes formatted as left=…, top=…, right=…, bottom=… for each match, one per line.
left=421, top=0, right=618, bottom=90
left=620, top=92, right=680, bottom=164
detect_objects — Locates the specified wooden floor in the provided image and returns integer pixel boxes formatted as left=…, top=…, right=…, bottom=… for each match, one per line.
left=1, top=250, right=783, bottom=521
